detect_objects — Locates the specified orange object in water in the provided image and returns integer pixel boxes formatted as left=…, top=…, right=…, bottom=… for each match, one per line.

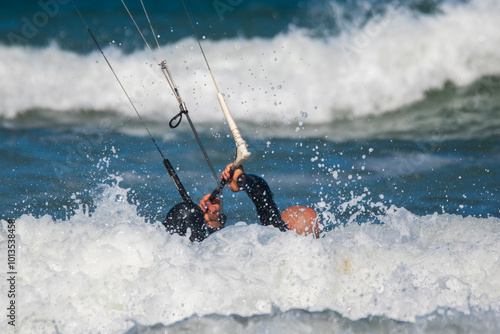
left=281, top=206, right=321, bottom=238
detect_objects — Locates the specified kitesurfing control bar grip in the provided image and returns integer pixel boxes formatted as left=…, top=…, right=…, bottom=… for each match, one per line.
left=209, top=179, right=226, bottom=201
left=208, top=164, right=236, bottom=201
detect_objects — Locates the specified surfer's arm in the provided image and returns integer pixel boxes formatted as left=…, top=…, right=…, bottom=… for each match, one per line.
left=221, top=164, right=288, bottom=231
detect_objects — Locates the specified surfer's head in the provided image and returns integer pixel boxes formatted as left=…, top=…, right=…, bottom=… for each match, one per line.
left=281, top=206, right=321, bottom=238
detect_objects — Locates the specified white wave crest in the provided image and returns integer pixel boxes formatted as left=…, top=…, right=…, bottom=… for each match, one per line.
left=1, top=0, right=499, bottom=125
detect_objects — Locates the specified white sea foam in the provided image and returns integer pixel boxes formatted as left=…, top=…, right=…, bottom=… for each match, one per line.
left=1, top=181, right=499, bottom=333
left=1, top=0, right=500, bottom=125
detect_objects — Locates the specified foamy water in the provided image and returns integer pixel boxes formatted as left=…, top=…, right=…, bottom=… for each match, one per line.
left=2, top=1, right=499, bottom=333
left=1, top=0, right=499, bottom=123
left=1, top=180, right=499, bottom=333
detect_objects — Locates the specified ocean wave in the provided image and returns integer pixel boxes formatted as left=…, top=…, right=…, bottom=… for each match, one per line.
left=1, top=0, right=499, bottom=136
left=128, top=308, right=500, bottom=334
left=1, top=180, right=499, bottom=333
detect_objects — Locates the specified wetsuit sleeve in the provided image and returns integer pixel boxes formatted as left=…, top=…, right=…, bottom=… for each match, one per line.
left=163, top=201, right=223, bottom=242
left=238, top=174, right=288, bottom=231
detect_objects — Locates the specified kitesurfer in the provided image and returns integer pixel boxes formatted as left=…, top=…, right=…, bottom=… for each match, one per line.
left=163, top=164, right=321, bottom=242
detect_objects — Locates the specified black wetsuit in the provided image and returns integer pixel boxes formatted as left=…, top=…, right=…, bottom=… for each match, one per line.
left=162, top=174, right=288, bottom=242
left=162, top=200, right=220, bottom=242
left=238, top=174, right=288, bottom=232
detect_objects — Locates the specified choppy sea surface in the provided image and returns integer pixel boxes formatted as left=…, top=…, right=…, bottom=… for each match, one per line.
left=1, top=0, right=499, bottom=333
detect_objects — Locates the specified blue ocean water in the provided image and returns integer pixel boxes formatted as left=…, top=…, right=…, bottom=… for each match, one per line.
left=1, top=0, right=500, bottom=333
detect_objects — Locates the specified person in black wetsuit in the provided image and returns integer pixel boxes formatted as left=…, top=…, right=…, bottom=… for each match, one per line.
left=163, top=163, right=320, bottom=242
